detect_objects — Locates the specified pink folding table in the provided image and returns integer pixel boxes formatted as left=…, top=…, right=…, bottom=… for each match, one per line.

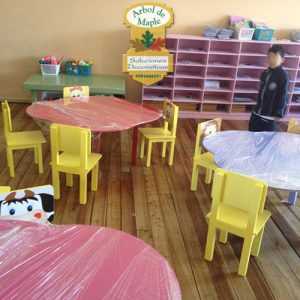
left=26, top=96, right=162, bottom=164
left=0, top=220, right=181, bottom=300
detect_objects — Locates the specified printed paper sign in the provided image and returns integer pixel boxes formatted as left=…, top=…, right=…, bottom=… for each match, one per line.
left=123, top=3, right=174, bottom=85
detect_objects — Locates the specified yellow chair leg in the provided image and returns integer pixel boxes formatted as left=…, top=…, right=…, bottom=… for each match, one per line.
left=6, top=148, right=15, bottom=178
left=52, top=169, right=60, bottom=199
left=34, top=147, right=38, bottom=164
left=80, top=174, right=88, bottom=205
left=146, top=141, right=153, bottom=167
left=91, top=163, right=99, bottom=191
left=140, top=135, right=145, bottom=159
left=238, top=236, right=254, bottom=276
left=66, top=173, right=73, bottom=187
left=251, top=228, right=264, bottom=257
left=204, top=169, right=213, bottom=184
left=204, top=224, right=217, bottom=261
left=168, top=140, right=175, bottom=166
left=190, top=163, right=199, bottom=191
left=162, top=142, right=167, bottom=158
left=37, top=145, right=43, bottom=174
left=219, top=231, right=228, bottom=244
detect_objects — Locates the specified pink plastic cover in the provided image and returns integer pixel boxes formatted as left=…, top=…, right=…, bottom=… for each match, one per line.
left=0, top=220, right=181, bottom=300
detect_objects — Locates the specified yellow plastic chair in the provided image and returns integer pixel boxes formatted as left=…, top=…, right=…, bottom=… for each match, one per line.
left=63, top=86, right=89, bottom=98
left=50, top=123, right=102, bottom=205
left=204, top=169, right=271, bottom=276
left=190, top=118, right=222, bottom=191
left=1, top=100, right=46, bottom=178
left=0, top=186, right=11, bottom=193
left=287, top=118, right=300, bottom=134
left=139, top=100, right=179, bottom=167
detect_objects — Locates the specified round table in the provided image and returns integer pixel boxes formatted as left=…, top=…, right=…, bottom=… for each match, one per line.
left=0, top=220, right=181, bottom=300
left=26, top=96, right=162, bottom=164
left=203, top=130, right=300, bottom=205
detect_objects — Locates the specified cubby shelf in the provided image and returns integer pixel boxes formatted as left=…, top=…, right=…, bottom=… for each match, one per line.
left=142, top=34, right=300, bottom=120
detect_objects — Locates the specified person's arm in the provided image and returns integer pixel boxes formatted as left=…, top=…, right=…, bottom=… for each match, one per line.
left=255, top=70, right=267, bottom=113
left=274, top=72, right=289, bottom=118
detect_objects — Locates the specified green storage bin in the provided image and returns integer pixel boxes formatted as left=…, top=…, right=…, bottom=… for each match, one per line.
left=254, top=28, right=274, bottom=41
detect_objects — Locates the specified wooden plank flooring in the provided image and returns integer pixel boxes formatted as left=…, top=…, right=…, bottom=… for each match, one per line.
left=1, top=103, right=300, bottom=300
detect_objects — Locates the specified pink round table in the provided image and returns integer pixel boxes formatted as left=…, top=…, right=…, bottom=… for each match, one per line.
left=0, top=220, right=181, bottom=300
left=26, top=96, right=162, bottom=164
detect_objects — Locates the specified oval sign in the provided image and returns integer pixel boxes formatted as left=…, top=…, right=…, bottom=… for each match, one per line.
left=126, top=4, right=172, bottom=28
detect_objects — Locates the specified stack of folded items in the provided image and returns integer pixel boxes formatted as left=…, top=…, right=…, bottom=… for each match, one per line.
left=203, top=27, right=234, bottom=39
left=217, top=28, right=234, bottom=39
left=203, top=27, right=220, bottom=38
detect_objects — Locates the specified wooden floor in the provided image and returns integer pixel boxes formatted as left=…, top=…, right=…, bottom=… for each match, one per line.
left=1, top=103, right=300, bottom=300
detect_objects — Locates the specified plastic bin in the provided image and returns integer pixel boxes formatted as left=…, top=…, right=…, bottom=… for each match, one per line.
left=78, top=65, right=92, bottom=76
left=234, top=28, right=255, bottom=41
left=64, top=62, right=80, bottom=75
left=40, top=64, right=60, bottom=76
left=253, top=28, right=274, bottom=41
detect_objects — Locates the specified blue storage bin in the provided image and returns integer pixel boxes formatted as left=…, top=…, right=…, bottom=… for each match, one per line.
left=78, top=65, right=92, bottom=76
left=254, top=28, right=274, bottom=41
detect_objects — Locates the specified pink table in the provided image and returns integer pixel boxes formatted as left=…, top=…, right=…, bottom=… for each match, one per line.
left=0, top=220, right=181, bottom=300
left=26, top=96, right=162, bottom=164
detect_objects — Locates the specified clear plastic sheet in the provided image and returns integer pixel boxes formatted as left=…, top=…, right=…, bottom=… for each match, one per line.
left=26, top=96, right=162, bottom=132
left=203, top=130, right=300, bottom=191
left=0, top=220, right=181, bottom=300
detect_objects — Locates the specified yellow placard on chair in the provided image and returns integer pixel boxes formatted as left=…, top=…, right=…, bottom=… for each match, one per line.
left=123, top=2, right=174, bottom=85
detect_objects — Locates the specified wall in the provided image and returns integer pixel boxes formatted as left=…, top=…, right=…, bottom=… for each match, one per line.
left=1, top=0, right=299, bottom=102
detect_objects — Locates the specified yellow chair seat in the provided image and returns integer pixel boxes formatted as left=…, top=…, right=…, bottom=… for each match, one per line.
left=57, top=152, right=102, bottom=171
left=207, top=204, right=271, bottom=236
left=7, top=131, right=46, bottom=147
left=138, top=127, right=173, bottom=139
left=194, top=152, right=217, bottom=169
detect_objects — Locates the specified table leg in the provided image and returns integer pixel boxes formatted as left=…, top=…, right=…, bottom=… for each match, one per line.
left=92, top=133, right=102, bottom=153
left=131, top=126, right=138, bottom=165
left=31, top=90, right=38, bottom=102
left=288, top=191, right=298, bottom=206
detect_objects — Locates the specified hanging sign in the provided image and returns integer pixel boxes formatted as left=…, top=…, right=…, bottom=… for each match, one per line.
left=123, top=3, right=174, bottom=85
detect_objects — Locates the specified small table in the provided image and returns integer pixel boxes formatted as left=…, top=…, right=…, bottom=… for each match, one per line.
left=24, top=73, right=126, bottom=101
left=26, top=96, right=162, bottom=164
left=203, top=131, right=300, bottom=205
left=0, top=220, right=181, bottom=300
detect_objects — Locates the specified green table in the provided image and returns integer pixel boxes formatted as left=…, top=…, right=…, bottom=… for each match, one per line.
left=24, top=73, right=126, bottom=101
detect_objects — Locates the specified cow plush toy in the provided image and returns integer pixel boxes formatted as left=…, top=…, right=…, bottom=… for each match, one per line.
left=0, top=185, right=54, bottom=224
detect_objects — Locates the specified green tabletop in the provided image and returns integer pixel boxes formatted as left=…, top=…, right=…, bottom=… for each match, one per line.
left=24, top=73, right=126, bottom=101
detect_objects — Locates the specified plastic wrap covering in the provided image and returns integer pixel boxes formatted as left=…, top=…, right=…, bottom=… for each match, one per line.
left=26, top=96, right=162, bottom=132
left=0, top=220, right=181, bottom=300
left=203, top=131, right=300, bottom=191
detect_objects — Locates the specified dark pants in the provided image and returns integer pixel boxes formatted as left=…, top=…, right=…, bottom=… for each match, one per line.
left=249, top=113, right=279, bottom=132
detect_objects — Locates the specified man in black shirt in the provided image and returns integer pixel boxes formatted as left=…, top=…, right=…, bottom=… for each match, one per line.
left=249, top=45, right=289, bottom=131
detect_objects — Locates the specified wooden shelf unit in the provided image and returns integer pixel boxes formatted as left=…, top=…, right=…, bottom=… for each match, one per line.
left=142, top=34, right=300, bottom=120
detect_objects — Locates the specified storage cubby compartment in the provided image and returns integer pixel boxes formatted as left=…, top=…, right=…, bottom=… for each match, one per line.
left=203, top=91, right=232, bottom=103
left=233, top=92, right=257, bottom=104
left=143, top=89, right=172, bottom=101
left=174, top=90, right=202, bottom=102
left=279, top=44, right=300, bottom=57
left=239, top=55, right=267, bottom=69
left=293, top=83, right=300, bottom=95
left=291, top=93, right=300, bottom=104
left=166, top=38, right=178, bottom=52
left=202, top=103, right=231, bottom=113
left=204, top=79, right=234, bottom=92
left=208, top=54, right=238, bottom=67
left=177, top=53, right=207, bottom=66
left=241, top=42, right=270, bottom=55
left=206, top=66, right=236, bottom=80
left=231, top=103, right=255, bottom=114
left=210, top=40, right=240, bottom=54
left=286, top=69, right=297, bottom=82
left=237, top=68, right=261, bottom=81
left=178, top=39, right=209, bottom=53
left=175, top=78, right=203, bottom=90
left=151, top=77, right=174, bottom=89
left=283, top=57, right=298, bottom=69
left=288, top=105, right=300, bottom=115
left=175, top=65, right=205, bottom=78
left=235, top=81, right=259, bottom=93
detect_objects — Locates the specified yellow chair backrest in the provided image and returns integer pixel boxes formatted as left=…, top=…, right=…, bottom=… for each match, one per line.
left=287, top=118, right=300, bottom=134
left=1, top=100, right=13, bottom=137
left=0, top=186, right=11, bottom=193
left=50, top=123, right=91, bottom=170
left=63, top=86, right=89, bottom=98
left=194, top=118, right=222, bottom=157
left=211, top=169, right=267, bottom=233
left=162, top=100, right=179, bottom=136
